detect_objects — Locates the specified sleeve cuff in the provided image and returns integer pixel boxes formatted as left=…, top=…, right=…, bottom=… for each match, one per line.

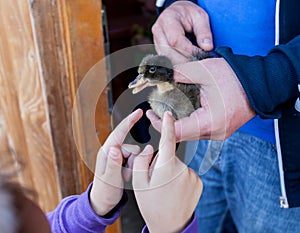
left=47, top=183, right=127, bottom=233
left=85, top=183, right=128, bottom=225
left=141, top=213, right=198, bottom=233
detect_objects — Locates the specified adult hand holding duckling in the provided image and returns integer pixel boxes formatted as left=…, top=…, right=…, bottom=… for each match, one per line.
left=146, top=58, right=256, bottom=141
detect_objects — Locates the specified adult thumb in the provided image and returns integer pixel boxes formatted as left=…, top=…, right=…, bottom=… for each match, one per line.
left=174, top=60, right=212, bottom=84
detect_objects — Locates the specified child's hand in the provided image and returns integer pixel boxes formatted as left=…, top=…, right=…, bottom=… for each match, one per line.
left=133, top=111, right=203, bottom=232
left=90, top=109, right=143, bottom=216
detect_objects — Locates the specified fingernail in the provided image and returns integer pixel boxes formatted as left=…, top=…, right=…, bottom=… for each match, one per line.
left=130, top=109, right=143, bottom=120
left=133, top=108, right=142, bottom=115
left=165, top=111, right=172, bottom=117
left=164, top=111, right=173, bottom=120
left=139, top=144, right=153, bottom=157
left=109, top=147, right=119, bottom=159
left=202, top=38, right=213, bottom=45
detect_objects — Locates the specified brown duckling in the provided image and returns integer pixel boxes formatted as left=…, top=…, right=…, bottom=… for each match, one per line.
left=128, top=51, right=215, bottom=120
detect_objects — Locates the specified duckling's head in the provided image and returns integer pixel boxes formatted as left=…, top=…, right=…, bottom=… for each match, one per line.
left=128, top=54, right=174, bottom=94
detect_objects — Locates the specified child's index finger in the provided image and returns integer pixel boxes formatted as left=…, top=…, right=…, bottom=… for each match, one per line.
left=104, top=109, right=143, bottom=151
left=157, top=111, right=176, bottom=166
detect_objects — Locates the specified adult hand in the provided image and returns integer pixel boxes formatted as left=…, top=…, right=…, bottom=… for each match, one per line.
left=152, top=1, right=213, bottom=64
left=90, top=109, right=143, bottom=216
left=146, top=58, right=256, bottom=141
left=133, top=111, right=203, bottom=233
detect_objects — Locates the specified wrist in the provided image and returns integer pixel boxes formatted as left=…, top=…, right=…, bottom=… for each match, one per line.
left=147, top=214, right=193, bottom=233
left=89, top=183, right=128, bottom=217
left=89, top=184, right=112, bottom=216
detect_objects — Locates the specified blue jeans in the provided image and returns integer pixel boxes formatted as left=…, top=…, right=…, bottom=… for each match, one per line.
left=188, top=131, right=300, bottom=233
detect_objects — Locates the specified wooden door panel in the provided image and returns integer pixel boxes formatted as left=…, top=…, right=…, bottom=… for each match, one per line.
left=0, top=0, right=119, bottom=232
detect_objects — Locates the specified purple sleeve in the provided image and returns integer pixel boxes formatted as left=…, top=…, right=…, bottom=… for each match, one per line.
left=47, top=183, right=127, bottom=233
left=141, top=213, right=198, bottom=233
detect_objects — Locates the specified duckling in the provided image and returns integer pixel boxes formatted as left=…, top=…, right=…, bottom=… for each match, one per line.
left=128, top=51, right=215, bottom=120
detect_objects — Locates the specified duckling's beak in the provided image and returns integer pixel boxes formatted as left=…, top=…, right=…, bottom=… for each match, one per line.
left=128, top=74, right=149, bottom=94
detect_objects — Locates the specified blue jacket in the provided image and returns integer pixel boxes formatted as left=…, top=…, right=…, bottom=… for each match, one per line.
left=157, top=0, right=300, bottom=208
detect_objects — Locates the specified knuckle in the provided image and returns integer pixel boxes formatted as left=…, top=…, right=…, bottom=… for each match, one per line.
left=200, top=9, right=209, bottom=19
left=194, top=8, right=209, bottom=23
left=168, top=37, right=180, bottom=47
left=151, top=23, right=159, bottom=34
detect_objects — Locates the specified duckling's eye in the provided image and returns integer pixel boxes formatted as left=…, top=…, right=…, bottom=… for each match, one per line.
left=149, top=66, right=157, bottom=74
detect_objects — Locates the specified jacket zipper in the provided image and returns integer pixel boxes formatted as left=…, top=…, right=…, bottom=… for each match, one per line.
left=274, top=120, right=289, bottom=208
left=274, top=0, right=289, bottom=208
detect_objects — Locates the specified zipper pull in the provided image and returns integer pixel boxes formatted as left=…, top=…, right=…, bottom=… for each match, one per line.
left=280, top=196, right=289, bottom=208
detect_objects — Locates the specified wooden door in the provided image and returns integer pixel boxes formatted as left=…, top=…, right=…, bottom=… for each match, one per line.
left=0, top=0, right=120, bottom=232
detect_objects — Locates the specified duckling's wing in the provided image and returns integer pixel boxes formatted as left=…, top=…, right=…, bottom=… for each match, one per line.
left=176, top=83, right=200, bottom=109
